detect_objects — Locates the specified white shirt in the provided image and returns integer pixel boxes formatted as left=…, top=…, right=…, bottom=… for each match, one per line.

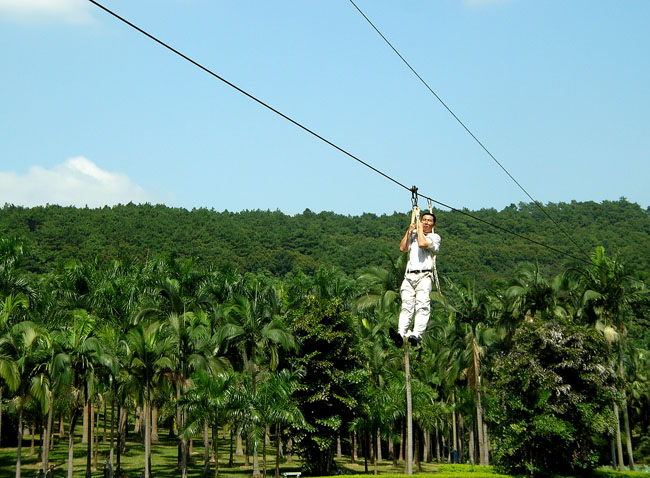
left=405, top=231, right=440, bottom=272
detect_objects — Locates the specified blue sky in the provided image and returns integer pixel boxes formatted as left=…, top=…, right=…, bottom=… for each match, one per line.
left=1, top=0, right=648, bottom=216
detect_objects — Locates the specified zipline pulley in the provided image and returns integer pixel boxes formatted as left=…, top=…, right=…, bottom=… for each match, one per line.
left=410, top=186, right=418, bottom=208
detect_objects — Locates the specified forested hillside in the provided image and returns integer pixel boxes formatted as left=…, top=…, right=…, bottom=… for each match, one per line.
left=0, top=199, right=648, bottom=282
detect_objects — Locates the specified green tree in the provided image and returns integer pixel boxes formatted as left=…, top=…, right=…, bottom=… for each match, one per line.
left=1, top=320, right=50, bottom=478
left=124, top=321, right=174, bottom=478
left=52, top=309, right=116, bottom=478
left=440, top=279, right=495, bottom=465
left=567, top=246, right=647, bottom=470
left=288, top=295, right=365, bottom=476
left=220, top=280, right=295, bottom=478
left=182, top=369, right=240, bottom=478
left=490, top=319, right=618, bottom=475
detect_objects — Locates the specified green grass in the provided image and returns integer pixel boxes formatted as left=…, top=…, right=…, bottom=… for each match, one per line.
left=1, top=428, right=302, bottom=478
left=2, top=429, right=648, bottom=478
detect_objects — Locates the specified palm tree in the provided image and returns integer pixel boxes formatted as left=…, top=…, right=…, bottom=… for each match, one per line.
left=253, top=368, right=306, bottom=478
left=566, top=247, right=647, bottom=470
left=136, top=263, right=225, bottom=478
left=182, top=369, right=240, bottom=478
left=0, top=237, right=36, bottom=305
left=93, top=259, right=146, bottom=475
left=221, top=280, right=295, bottom=478
left=52, top=309, right=116, bottom=478
left=124, top=321, right=174, bottom=478
left=1, top=320, right=51, bottom=478
left=0, top=236, right=35, bottom=448
left=0, top=293, right=25, bottom=443
left=356, top=253, right=408, bottom=314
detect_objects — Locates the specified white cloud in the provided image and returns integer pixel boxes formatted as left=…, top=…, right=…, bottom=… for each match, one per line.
left=0, top=157, right=156, bottom=208
left=0, top=0, right=92, bottom=24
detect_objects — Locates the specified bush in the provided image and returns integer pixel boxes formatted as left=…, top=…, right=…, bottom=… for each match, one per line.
left=489, top=320, right=620, bottom=475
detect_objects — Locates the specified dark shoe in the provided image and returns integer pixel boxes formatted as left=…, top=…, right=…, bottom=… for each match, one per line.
left=389, top=327, right=403, bottom=348
left=407, top=335, right=421, bottom=347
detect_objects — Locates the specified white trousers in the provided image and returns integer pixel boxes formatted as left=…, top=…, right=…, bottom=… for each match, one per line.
left=398, top=272, right=432, bottom=339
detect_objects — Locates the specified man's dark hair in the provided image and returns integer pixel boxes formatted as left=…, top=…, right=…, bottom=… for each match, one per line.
left=422, top=212, right=436, bottom=224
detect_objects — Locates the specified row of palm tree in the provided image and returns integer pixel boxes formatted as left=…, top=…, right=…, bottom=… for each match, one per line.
left=0, top=239, right=305, bottom=478
left=355, top=247, right=648, bottom=472
left=1, top=235, right=649, bottom=477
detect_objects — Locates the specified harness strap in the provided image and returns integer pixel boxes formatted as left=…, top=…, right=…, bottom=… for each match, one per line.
left=431, top=225, right=441, bottom=295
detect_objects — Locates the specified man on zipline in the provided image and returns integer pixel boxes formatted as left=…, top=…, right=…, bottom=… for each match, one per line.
left=390, top=208, right=440, bottom=347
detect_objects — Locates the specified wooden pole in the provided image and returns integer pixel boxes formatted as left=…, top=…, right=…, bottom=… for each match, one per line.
left=405, top=343, right=413, bottom=475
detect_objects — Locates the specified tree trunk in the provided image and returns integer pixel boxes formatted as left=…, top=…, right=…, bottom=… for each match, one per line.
left=213, top=423, right=220, bottom=478
left=482, top=421, right=489, bottom=466
left=451, top=393, right=458, bottom=464
left=376, top=428, right=382, bottom=462
left=93, top=403, right=99, bottom=471
left=176, top=387, right=182, bottom=466
left=68, top=428, right=76, bottom=478
left=181, top=435, right=188, bottom=478
left=144, top=400, right=151, bottom=478
left=43, top=390, right=54, bottom=472
left=352, top=432, right=357, bottom=463
left=228, top=427, right=234, bottom=467
left=15, top=405, right=23, bottom=478
left=67, top=406, right=80, bottom=478
left=151, top=406, right=159, bottom=443
left=236, top=429, right=244, bottom=456
left=253, top=436, right=261, bottom=478
left=134, top=406, right=142, bottom=435
left=148, top=405, right=153, bottom=476
left=614, top=402, right=625, bottom=471
left=118, top=405, right=128, bottom=471
left=364, top=431, right=369, bottom=474
left=423, top=430, right=429, bottom=463
left=262, top=427, right=268, bottom=478
left=286, top=437, right=292, bottom=464
left=275, top=425, right=281, bottom=478
left=85, top=400, right=93, bottom=478
left=0, top=388, right=2, bottom=447
left=475, top=391, right=485, bottom=465
left=469, top=423, right=475, bottom=465
left=203, top=420, right=210, bottom=478
left=400, top=422, right=405, bottom=462
left=445, top=431, right=453, bottom=463
left=59, top=414, right=65, bottom=438
left=618, top=330, right=635, bottom=470
left=28, top=419, right=35, bottom=456
left=414, top=426, right=421, bottom=472
left=109, top=392, right=115, bottom=478
left=457, top=412, right=465, bottom=464
left=373, top=429, right=378, bottom=475
left=435, top=426, right=441, bottom=463
left=82, top=402, right=89, bottom=444
left=337, top=434, right=342, bottom=459
left=622, top=400, right=635, bottom=470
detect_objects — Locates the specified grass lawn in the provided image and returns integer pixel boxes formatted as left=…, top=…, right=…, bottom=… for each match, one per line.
left=1, top=427, right=302, bottom=478
left=2, top=428, right=647, bottom=478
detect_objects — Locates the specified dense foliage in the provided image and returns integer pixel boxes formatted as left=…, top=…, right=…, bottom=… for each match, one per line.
left=1, top=199, right=648, bottom=284
left=490, top=320, right=618, bottom=475
left=0, top=199, right=649, bottom=477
